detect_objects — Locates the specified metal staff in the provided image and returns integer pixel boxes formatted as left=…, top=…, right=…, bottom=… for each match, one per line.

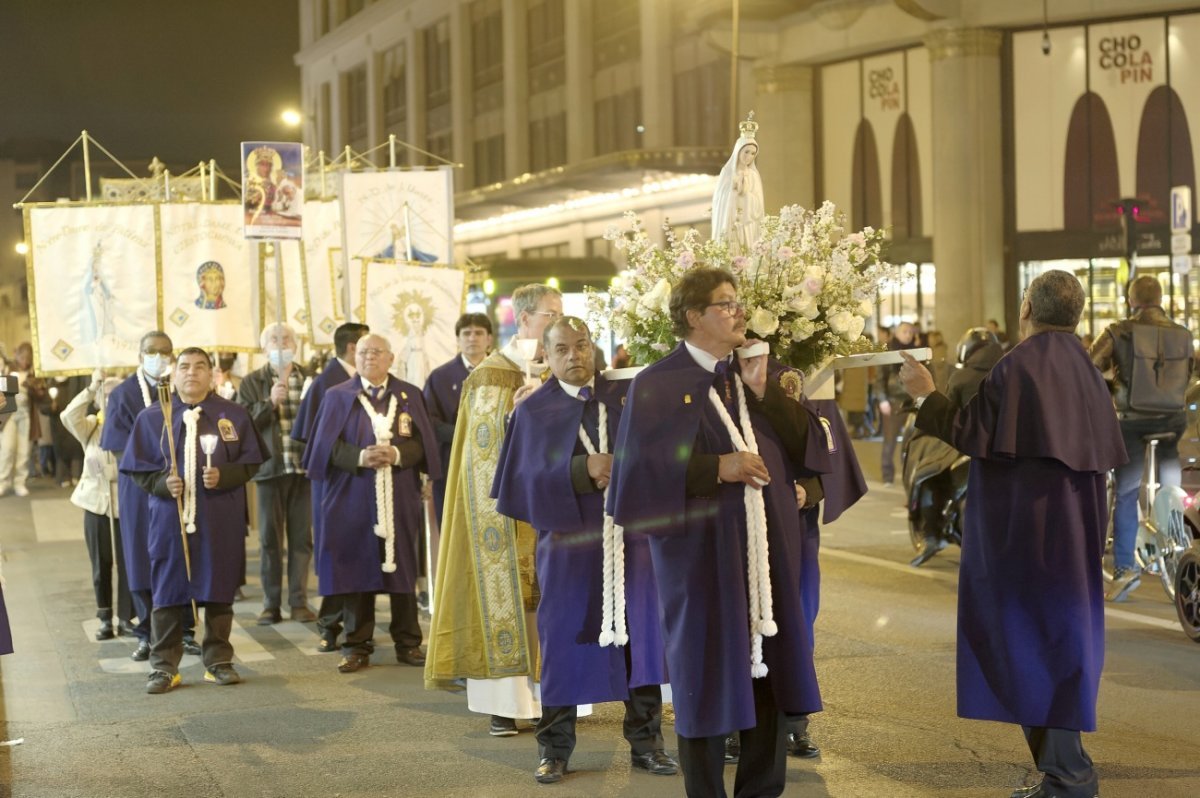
left=95, top=370, right=121, bottom=633
left=157, top=381, right=199, bottom=626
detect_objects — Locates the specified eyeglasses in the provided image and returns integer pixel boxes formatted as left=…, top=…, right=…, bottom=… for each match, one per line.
left=705, top=301, right=744, bottom=316
left=358, top=348, right=388, bottom=358
left=531, top=310, right=563, bottom=320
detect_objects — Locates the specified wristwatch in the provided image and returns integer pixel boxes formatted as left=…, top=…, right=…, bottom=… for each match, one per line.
left=914, top=394, right=928, bottom=409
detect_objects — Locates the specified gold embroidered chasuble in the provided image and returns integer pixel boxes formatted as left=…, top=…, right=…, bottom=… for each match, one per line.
left=424, top=350, right=541, bottom=687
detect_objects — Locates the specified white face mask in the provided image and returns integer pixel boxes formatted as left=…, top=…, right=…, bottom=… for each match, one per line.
left=268, top=349, right=295, bottom=370
left=142, top=354, right=169, bottom=379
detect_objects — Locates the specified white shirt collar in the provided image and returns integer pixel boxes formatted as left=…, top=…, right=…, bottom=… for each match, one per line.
left=460, top=353, right=477, bottom=371
left=559, top=377, right=595, bottom=400
left=337, top=357, right=357, bottom=378
left=502, top=336, right=532, bottom=372
left=684, top=341, right=732, bottom=374
left=360, top=375, right=388, bottom=392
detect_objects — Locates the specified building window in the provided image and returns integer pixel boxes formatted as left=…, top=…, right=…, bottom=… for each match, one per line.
left=317, top=0, right=330, bottom=36
left=595, top=88, right=642, bottom=156
left=342, top=64, right=369, bottom=154
left=528, top=0, right=565, bottom=93
left=529, top=113, right=567, bottom=172
left=337, top=0, right=365, bottom=26
left=474, top=135, right=506, bottom=186
left=471, top=0, right=504, bottom=95
left=381, top=42, right=407, bottom=161
left=673, top=61, right=728, bottom=148
left=522, top=242, right=570, bottom=259
left=425, top=18, right=452, bottom=166
left=319, top=81, right=333, bottom=154
left=593, top=0, right=639, bottom=71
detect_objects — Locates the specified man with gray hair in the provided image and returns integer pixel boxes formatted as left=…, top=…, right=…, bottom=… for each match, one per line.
left=899, top=270, right=1126, bottom=798
left=237, top=322, right=315, bottom=625
left=426, top=283, right=564, bottom=736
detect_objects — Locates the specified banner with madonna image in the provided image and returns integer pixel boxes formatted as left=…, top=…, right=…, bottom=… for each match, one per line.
left=340, top=168, right=455, bottom=321
left=361, top=260, right=466, bottom=389
left=291, top=198, right=343, bottom=346
left=24, top=204, right=158, bottom=375
left=241, top=141, right=304, bottom=240
left=159, top=203, right=259, bottom=352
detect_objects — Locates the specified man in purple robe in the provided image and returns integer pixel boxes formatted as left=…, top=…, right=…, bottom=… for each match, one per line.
left=899, top=270, right=1125, bottom=798
left=492, top=317, right=676, bottom=785
left=100, top=330, right=198, bottom=660
left=302, top=334, right=442, bottom=674
left=609, top=267, right=828, bottom=798
left=291, top=322, right=369, bottom=652
left=121, top=348, right=266, bottom=694
left=424, top=312, right=493, bottom=526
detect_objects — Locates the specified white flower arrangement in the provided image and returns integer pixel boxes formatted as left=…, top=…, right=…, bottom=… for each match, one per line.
left=587, top=201, right=900, bottom=372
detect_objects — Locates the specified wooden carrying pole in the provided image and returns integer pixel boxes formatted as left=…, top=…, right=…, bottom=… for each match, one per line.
left=157, top=382, right=199, bottom=626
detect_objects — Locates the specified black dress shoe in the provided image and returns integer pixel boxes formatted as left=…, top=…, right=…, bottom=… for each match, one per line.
left=95, top=620, right=115, bottom=641
left=117, top=621, right=138, bottom=637
left=130, top=641, right=150, bottom=661
left=534, top=757, right=568, bottom=784
left=316, top=635, right=338, bottom=653
left=630, top=749, right=678, bottom=775
left=337, top=653, right=370, bottom=673
left=182, top=637, right=202, bottom=656
left=395, top=646, right=426, bottom=666
left=724, top=733, right=740, bottom=765
left=786, top=731, right=820, bottom=758
left=1011, top=781, right=1043, bottom=798
left=910, top=537, right=947, bottom=568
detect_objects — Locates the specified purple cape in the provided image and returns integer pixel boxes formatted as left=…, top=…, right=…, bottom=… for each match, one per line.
left=0, top=583, right=12, bottom=655
left=917, top=331, right=1127, bottom=731
left=291, top=358, right=354, bottom=575
left=608, top=343, right=828, bottom=738
left=423, top=355, right=471, bottom=522
left=302, top=376, right=442, bottom=595
left=99, top=371, right=159, bottom=591
left=119, top=394, right=265, bottom=606
left=492, top=374, right=666, bottom=706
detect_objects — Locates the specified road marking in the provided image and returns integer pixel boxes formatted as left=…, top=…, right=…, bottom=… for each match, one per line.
left=823, top=548, right=1186, bottom=632
left=228, top=623, right=275, bottom=663
left=270, top=620, right=325, bottom=656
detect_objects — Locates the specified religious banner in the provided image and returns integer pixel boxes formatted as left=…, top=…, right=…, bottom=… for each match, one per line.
left=24, top=204, right=158, bottom=374
left=340, top=168, right=455, bottom=320
left=260, top=242, right=315, bottom=342
left=361, top=260, right=466, bottom=388
left=241, top=141, right=304, bottom=239
left=293, top=198, right=343, bottom=346
left=159, top=202, right=259, bottom=352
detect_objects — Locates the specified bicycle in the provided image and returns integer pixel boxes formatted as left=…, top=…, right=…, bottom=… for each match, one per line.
left=1102, top=433, right=1194, bottom=601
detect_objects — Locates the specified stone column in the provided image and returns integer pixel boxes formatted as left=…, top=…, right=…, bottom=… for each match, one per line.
left=502, top=0, right=530, bottom=176
left=450, top=4, right=474, bottom=183
left=565, top=0, right=595, bottom=163
left=639, top=0, right=673, bottom=148
left=753, top=63, right=815, bottom=212
left=925, top=27, right=1005, bottom=340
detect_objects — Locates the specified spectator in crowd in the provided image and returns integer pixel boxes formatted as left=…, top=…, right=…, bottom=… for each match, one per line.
left=874, top=322, right=919, bottom=485
left=0, top=342, right=35, bottom=497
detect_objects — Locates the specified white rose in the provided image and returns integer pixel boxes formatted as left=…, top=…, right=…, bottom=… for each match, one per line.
left=748, top=307, right=780, bottom=337
left=788, top=292, right=820, bottom=320
left=845, top=314, right=866, bottom=341
left=858, top=298, right=874, bottom=318
left=639, top=278, right=672, bottom=315
left=826, top=310, right=853, bottom=336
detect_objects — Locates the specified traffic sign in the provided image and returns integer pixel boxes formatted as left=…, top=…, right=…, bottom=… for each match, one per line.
left=1172, top=233, right=1192, bottom=255
left=1172, top=185, right=1192, bottom=233
left=1173, top=254, right=1192, bottom=275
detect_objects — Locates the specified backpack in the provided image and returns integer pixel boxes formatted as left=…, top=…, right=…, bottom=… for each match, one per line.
left=1127, top=323, right=1192, bottom=414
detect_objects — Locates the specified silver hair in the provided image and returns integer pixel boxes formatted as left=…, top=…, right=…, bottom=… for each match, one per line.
left=1027, top=270, right=1085, bottom=328
left=511, top=283, right=562, bottom=319
left=259, top=322, right=297, bottom=350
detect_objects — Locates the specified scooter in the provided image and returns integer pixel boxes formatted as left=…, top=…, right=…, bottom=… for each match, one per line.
left=901, top=413, right=967, bottom=566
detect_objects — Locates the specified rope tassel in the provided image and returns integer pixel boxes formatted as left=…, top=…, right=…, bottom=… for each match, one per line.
left=357, top=394, right=399, bottom=573
left=578, top=401, right=628, bottom=647
left=181, top=407, right=202, bottom=534
left=708, top=375, right=776, bottom=678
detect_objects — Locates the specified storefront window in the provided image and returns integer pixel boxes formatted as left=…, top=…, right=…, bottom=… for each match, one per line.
left=879, top=262, right=935, bottom=335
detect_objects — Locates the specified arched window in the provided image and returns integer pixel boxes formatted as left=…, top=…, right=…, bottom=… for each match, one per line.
left=851, top=119, right=883, bottom=231
left=891, top=113, right=922, bottom=240
left=1136, top=85, right=1195, bottom=225
left=1062, top=92, right=1120, bottom=230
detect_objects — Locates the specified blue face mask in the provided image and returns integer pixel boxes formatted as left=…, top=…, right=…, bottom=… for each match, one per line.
left=268, top=349, right=295, bottom=370
left=142, top=354, right=169, bottom=379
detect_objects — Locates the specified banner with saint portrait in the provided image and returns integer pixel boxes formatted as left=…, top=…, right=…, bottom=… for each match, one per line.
left=241, top=140, right=304, bottom=240
left=160, top=203, right=259, bottom=352
left=290, top=198, right=344, bottom=346
left=361, top=260, right=466, bottom=388
left=24, top=204, right=158, bottom=374
left=340, top=168, right=455, bottom=321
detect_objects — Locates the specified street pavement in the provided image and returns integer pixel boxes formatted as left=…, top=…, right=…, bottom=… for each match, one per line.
left=1, top=439, right=1198, bottom=797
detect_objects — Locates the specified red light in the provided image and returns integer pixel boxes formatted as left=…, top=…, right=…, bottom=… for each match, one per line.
left=1184, top=494, right=1195, bottom=508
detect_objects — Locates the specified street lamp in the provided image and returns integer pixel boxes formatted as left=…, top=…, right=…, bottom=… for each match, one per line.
left=15, top=242, right=28, bottom=256
left=280, top=109, right=302, bottom=128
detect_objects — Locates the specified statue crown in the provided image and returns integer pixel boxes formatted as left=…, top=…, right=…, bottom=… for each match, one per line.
left=252, top=146, right=276, bottom=164
left=738, top=111, right=758, bottom=139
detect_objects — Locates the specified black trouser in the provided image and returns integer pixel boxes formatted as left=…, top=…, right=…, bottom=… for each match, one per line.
left=317, top=594, right=343, bottom=640
left=880, top=407, right=905, bottom=483
left=340, top=592, right=422, bottom=656
left=149, top=603, right=234, bottom=675
left=537, top=684, right=664, bottom=762
left=677, top=677, right=786, bottom=798
left=255, top=473, right=313, bottom=611
left=132, top=589, right=195, bottom=644
left=1021, top=726, right=1098, bottom=798
left=83, top=510, right=132, bottom=622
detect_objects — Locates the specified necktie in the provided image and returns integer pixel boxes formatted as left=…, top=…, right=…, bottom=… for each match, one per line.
left=577, top=385, right=593, bottom=403
left=714, top=359, right=735, bottom=412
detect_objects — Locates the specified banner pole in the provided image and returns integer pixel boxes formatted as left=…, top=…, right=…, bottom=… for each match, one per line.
left=198, top=162, right=207, bottom=201
left=404, top=202, right=413, bottom=263
left=82, top=130, right=93, bottom=202
left=273, top=241, right=284, bottom=326
left=389, top=134, right=397, bottom=169
left=209, top=159, right=217, bottom=200
left=318, top=151, right=327, bottom=197
left=164, top=169, right=171, bottom=202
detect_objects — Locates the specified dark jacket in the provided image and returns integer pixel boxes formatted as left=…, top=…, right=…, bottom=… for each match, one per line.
left=946, top=341, right=1004, bottom=411
left=236, top=362, right=308, bottom=481
left=1090, top=306, right=1192, bottom=417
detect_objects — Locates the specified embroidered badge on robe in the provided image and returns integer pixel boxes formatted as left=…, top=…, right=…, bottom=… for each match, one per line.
left=684, top=394, right=692, bottom=404
left=779, top=370, right=803, bottom=402
left=398, top=412, right=413, bottom=438
left=218, top=418, right=239, bottom=442
left=819, top=416, right=837, bottom=453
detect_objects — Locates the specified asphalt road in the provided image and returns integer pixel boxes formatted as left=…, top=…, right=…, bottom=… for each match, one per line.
left=0, top=440, right=1197, bottom=798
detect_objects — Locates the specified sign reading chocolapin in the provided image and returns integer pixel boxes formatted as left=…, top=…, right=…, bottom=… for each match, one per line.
left=867, top=66, right=902, bottom=111
left=1097, top=34, right=1154, bottom=84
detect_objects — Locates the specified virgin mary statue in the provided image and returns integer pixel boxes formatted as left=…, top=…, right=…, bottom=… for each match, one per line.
left=711, top=112, right=764, bottom=255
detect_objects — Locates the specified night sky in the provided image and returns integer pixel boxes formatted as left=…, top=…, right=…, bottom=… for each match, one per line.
left=0, top=1, right=300, bottom=168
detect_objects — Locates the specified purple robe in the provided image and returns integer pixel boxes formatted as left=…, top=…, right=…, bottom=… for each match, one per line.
left=916, top=331, right=1127, bottom=731
left=0, top=584, right=12, bottom=655
left=608, top=343, right=829, bottom=738
left=292, top=358, right=355, bottom=574
left=491, top=374, right=666, bottom=707
left=423, top=355, right=470, bottom=524
left=119, top=394, right=266, bottom=606
left=302, top=376, right=442, bottom=595
left=99, top=371, right=157, bottom=591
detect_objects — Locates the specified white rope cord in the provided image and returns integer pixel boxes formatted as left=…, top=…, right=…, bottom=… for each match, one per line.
left=577, top=401, right=628, bottom=647
left=708, top=374, right=776, bottom=678
left=181, top=407, right=202, bottom=534
left=357, top=394, right=398, bottom=573
left=138, top=369, right=153, bottom=408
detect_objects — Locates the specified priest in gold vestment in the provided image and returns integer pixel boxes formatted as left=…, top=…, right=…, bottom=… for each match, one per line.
left=425, top=283, right=564, bottom=735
